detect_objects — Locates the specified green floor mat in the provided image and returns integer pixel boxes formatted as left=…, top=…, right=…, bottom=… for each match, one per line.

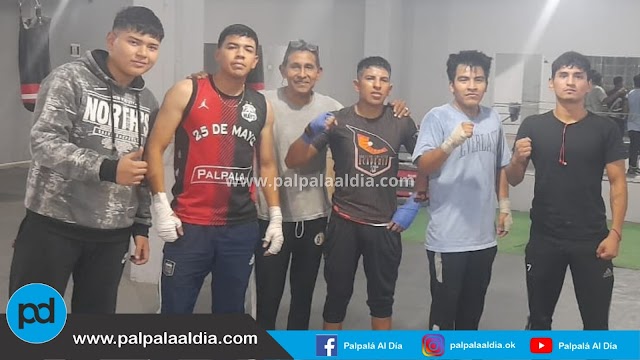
left=403, top=209, right=640, bottom=270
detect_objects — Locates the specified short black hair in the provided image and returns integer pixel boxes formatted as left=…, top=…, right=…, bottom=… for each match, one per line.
left=281, top=40, right=320, bottom=67
left=590, top=70, right=603, bottom=85
left=446, top=50, right=492, bottom=82
left=613, top=76, right=624, bottom=86
left=356, top=56, right=391, bottom=79
left=217, top=24, right=259, bottom=49
left=551, top=51, right=591, bottom=80
left=112, top=6, right=164, bottom=41
left=634, top=74, right=640, bottom=88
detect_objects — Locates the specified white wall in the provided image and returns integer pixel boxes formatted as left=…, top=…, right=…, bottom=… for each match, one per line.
left=44, top=0, right=132, bottom=68
left=363, top=0, right=411, bottom=102
left=493, top=54, right=544, bottom=135
left=404, top=0, right=640, bottom=119
left=404, top=0, right=451, bottom=120
left=494, top=54, right=525, bottom=105
left=521, top=54, right=543, bottom=122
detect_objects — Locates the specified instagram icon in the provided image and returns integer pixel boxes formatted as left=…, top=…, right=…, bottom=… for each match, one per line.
left=422, top=334, right=445, bottom=357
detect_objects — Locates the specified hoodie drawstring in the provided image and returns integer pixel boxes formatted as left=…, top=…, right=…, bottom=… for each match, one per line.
left=136, top=92, right=142, bottom=147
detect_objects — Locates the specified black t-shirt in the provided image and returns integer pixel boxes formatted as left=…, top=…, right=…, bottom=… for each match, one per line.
left=312, top=105, right=417, bottom=225
left=515, top=111, right=627, bottom=241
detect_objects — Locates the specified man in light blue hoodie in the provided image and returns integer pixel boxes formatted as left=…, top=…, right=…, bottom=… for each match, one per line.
left=9, top=6, right=163, bottom=313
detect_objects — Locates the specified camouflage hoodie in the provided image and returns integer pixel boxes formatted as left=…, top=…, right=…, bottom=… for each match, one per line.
left=25, top=50, right=156, bottom=234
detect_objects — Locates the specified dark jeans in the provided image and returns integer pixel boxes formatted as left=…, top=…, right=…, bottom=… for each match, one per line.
left=160, top=221, right=259, bottom=314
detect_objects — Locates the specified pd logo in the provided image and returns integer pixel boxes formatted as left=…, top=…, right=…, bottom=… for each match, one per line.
left=6, top=283, right=67, bottom=344
left=316, top=334, right=338, bottom=357
left=422, top=334, right=445, bottom=357
left=530, top=337, right=552, bottom=354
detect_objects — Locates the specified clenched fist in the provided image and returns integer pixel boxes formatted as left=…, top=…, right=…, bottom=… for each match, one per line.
left=460, top=122, right=474, bottom=138
left=512, top=137, right=532, bottom=164
left=440, top=121, right=474, bottom=154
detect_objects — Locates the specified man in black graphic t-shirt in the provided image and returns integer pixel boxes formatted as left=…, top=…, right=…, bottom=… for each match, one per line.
left=506, top=51, right=628, bottom=330
left=286, top=56, right=420, bottom=330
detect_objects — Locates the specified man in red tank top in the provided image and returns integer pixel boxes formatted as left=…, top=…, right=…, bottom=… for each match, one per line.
left=145, top=24, right=283, bottom=314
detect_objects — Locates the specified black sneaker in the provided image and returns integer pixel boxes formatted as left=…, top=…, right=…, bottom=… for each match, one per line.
left=627, top=167, right=639, bottom=176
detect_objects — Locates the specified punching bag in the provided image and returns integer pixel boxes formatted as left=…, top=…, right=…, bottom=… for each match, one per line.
left=18, top=6, right=51, bottom=112
left=246, top=45, right=264, bottom=91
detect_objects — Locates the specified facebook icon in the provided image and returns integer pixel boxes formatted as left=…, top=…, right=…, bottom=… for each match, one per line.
left=316, top=334, right=338, bottom=357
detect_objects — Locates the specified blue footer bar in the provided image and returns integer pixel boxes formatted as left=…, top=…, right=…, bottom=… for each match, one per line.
left=269, top=330, right=640, bottom=359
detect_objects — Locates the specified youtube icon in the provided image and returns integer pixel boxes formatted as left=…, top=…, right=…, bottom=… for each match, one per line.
left=530, top=337, right=553, bottom=354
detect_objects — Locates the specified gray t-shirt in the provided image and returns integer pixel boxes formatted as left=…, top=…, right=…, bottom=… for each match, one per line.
left=627, top=88, right=640, bottom=132
left=412, top=103, right=511, bottom=253
left=585, top=85, right=607, bottom=114
left=257, top=88, right=343, bottom=222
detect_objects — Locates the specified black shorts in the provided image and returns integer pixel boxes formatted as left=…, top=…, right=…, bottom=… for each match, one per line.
left=322, top=214, right=402, bottom=323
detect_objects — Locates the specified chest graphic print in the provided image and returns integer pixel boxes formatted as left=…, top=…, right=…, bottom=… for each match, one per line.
left=347, top=124, right=394, bottom=177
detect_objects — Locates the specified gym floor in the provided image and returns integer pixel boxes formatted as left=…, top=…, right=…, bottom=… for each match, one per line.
left=0, top=165, right=638, bottom=330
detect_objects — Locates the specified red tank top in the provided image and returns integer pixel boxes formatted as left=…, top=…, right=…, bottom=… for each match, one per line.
left=171, top=76, right=266, bottom=225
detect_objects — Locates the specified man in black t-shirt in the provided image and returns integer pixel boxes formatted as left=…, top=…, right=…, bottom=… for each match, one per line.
left=286, top=56, right=420, bottom=330
left=505, top=51, right=628, bottom=330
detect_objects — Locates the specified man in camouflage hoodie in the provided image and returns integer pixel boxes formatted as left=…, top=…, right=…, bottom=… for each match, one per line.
left=9, top=6, right=163, bottom=313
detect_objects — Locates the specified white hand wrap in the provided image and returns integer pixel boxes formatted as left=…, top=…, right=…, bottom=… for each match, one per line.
left=440, top=123, right=470, bottom=154
left=263, top=206, right=284, bottom=255
left=499, top=198, right=513, bottom=232
left=152, top=192, right=182, bottom=242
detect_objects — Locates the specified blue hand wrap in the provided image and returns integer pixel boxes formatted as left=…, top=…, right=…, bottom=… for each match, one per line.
left=391, top=193, right=421, bottom=229
left=301, top=112, right=332, bottom=144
